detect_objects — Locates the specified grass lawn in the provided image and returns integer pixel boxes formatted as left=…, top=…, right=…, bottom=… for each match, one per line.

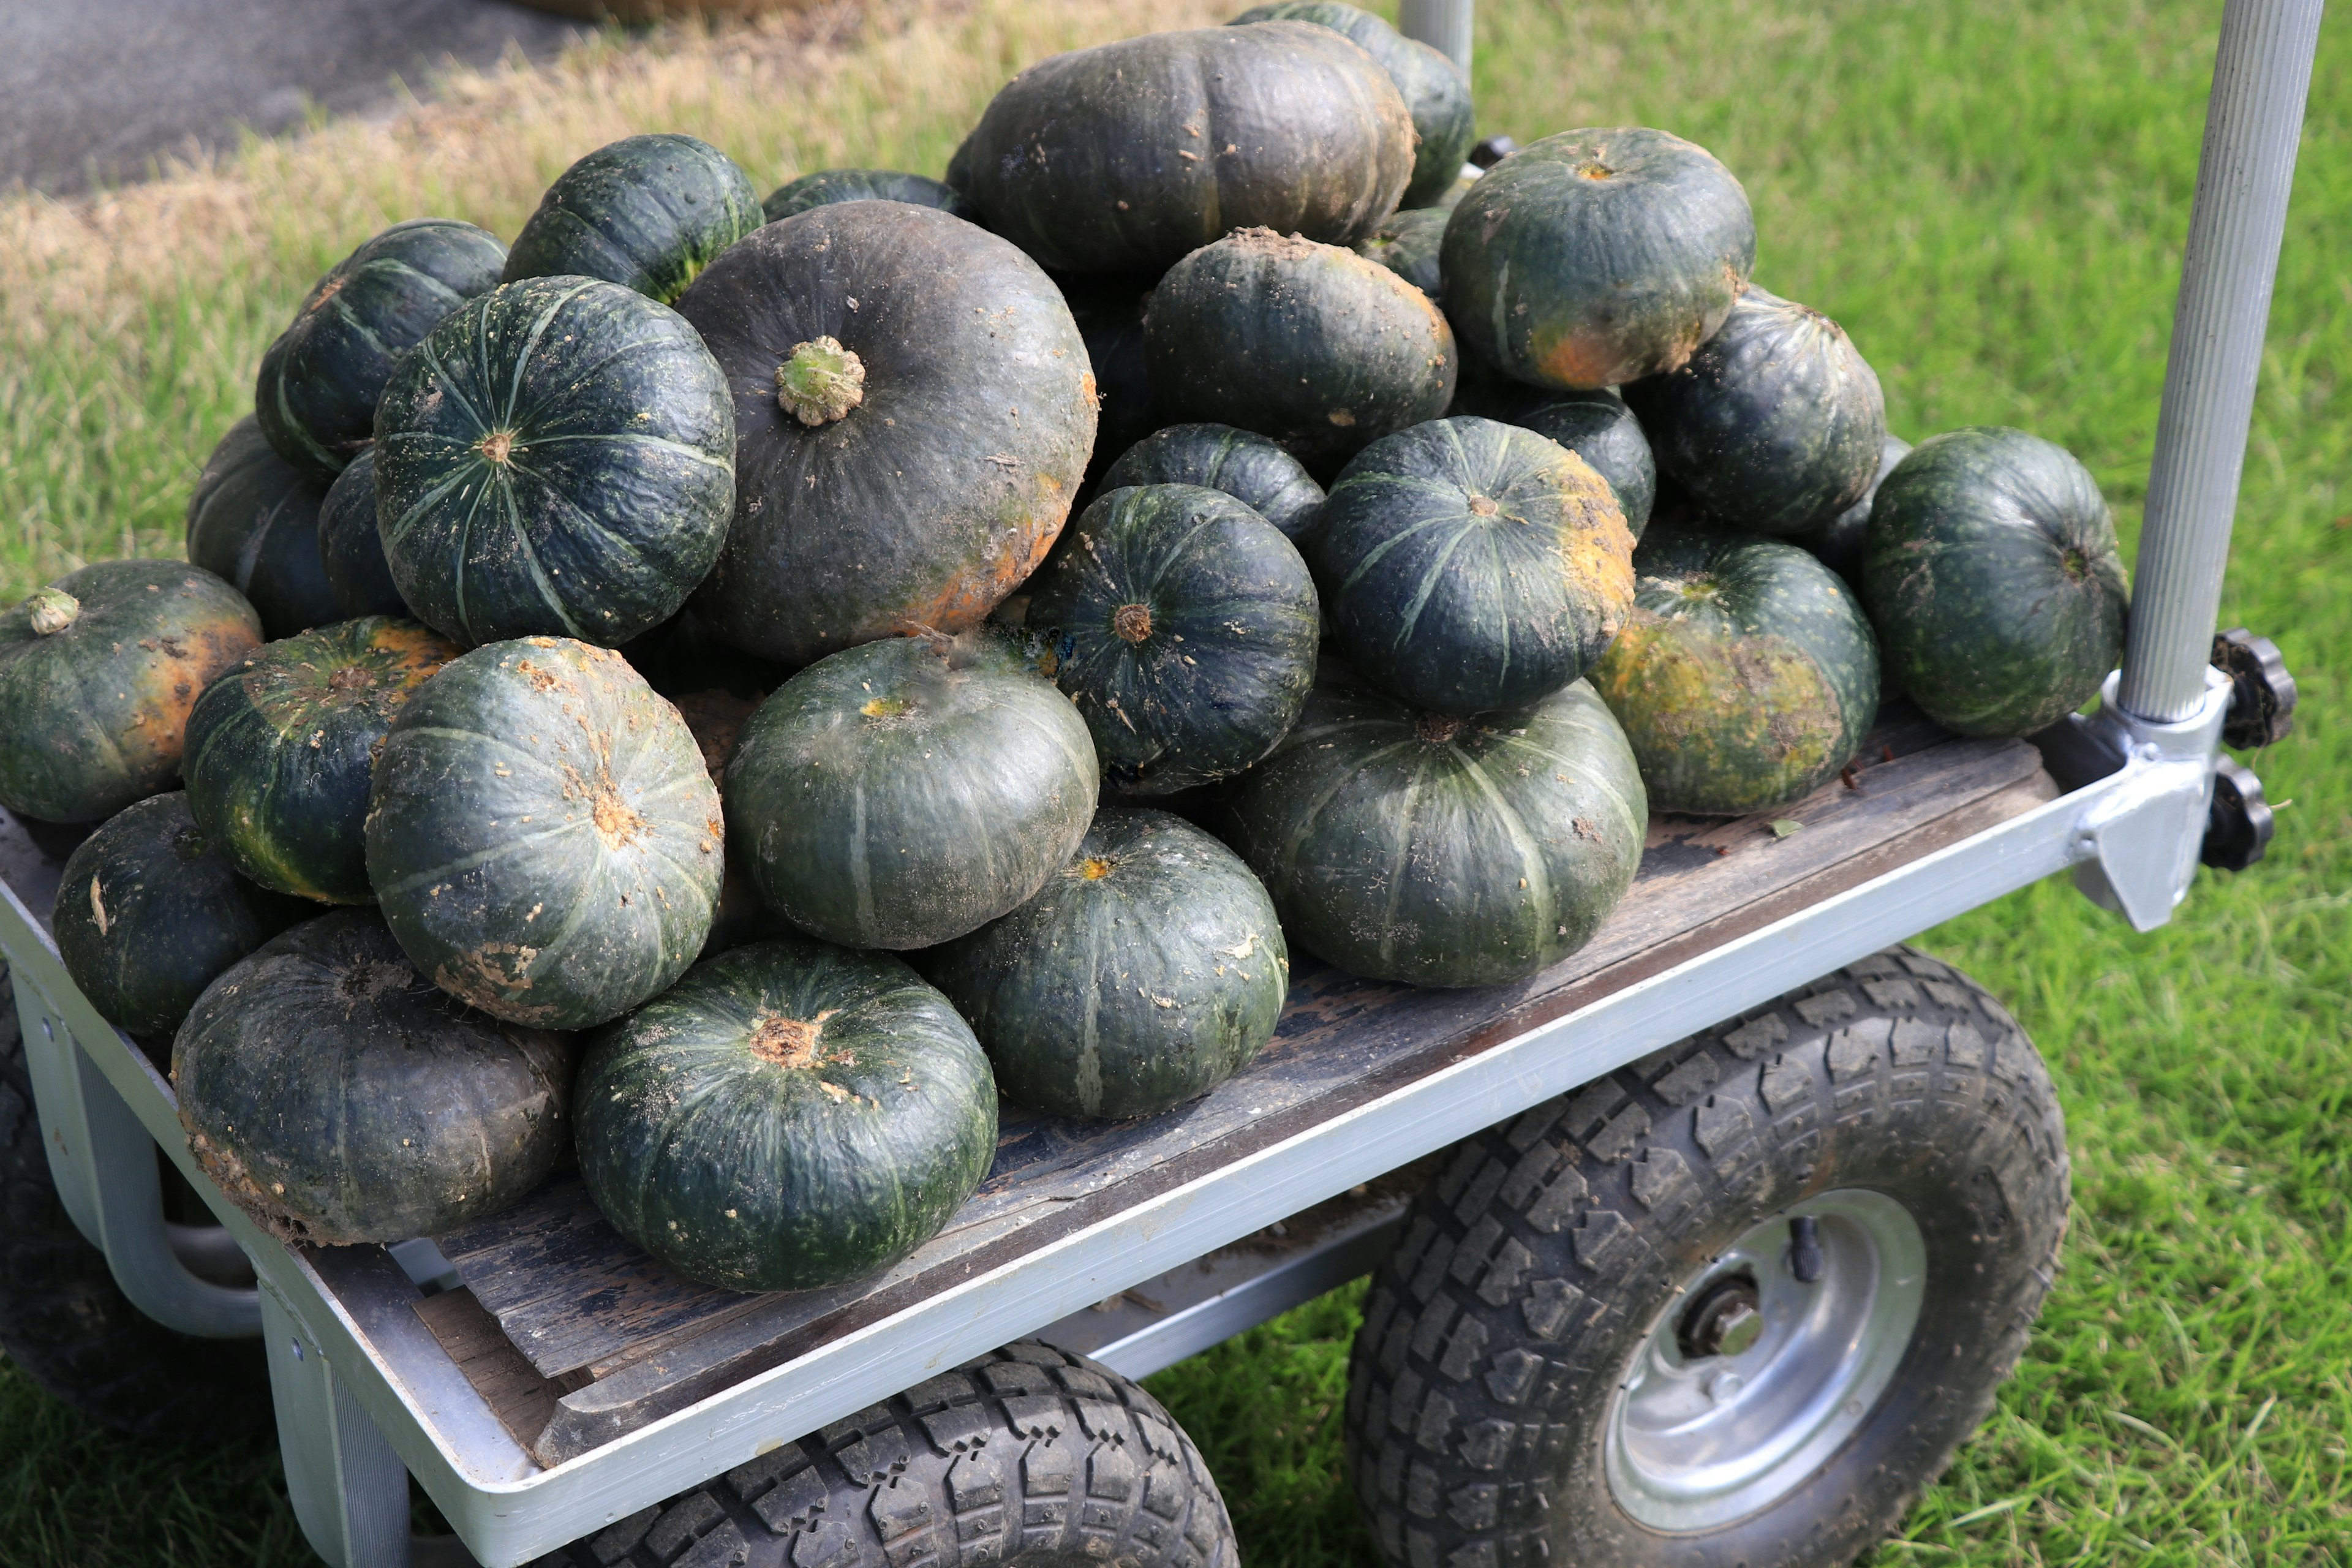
left=2, top=0, right=2346, bottom=1562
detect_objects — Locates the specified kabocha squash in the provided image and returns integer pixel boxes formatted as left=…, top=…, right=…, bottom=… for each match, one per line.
left=1313, top=417, right=1635, bottom=715
left=1060, top=275, right=1158, bottom=489
left=1590, top=526, right=1878, bottom=815
left=1864, top=428, right=2128, bottom=736
left=502, top=134, right=762, bottom=306
left=374, top=275, right=736, bottom=648
left=183, top=618, right=459, bottom=904
left=184, top=416, right=342, bottom=640
left=53, top=794, right=305, bottom=1038
left=1224, top=668, right=1646, bottom=988
left=365, top=638, right=723, bottom=1028
left=1799, top=434, right=1912, bottom=584
left=1145, top=229, right=1457, bottom=473
left=957, top=23, right=1412, bottom=276
left=316, top=448, right=409, bottom=620
left=175, top=911, right=574, bottom=1245
left=762, top=168, right=975, bottom=224
left=677, top=202, right=1095, bottom=666
left=1355, top=206, right=1445, bottom=299
left=575, top=935, right=997, bottom=1292
left=1025, top=484, right=1319, bottom=794
left=725, top=634, right=1098, bottom=950
left=254, top=217, right=506, bottom=476
left=0, top=562, right=261, bottom=823
left=1230, top=2, right=1475, bottom=210
left=1098, top=424, right=1324, bottom=542
left=1624, top=285, right=1887, bottom=537
left=1511, top=389, right=1659, bottom=537
left=1444, top=129, right=1756, bottom=390
left=921, top=809, right=1287, bottom=1120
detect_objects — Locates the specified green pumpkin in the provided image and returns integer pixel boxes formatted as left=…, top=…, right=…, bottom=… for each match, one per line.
left=957, top=23, right=1413, bottom=276
left=174, top=910, right=574, bottom=1245
left=762, top=168, right=976, bottom=224
left=1230, top=2, right=1475, bottom=209
left=575, top=935, right=995, bottom=1291
left=1099, top=424, right=1325, bottom=542
left=0, top=562, right=262, bottom=823
left=676, top=202, right=1095, bottom=666
left=1313, top=417, right=1635, bottom=716
left=183, top=618, right=459, bottom=903
left=1506, top=389, right=1658, bottom=538
left=316, top=447, right=409, bottom=620
left=1797, top=434, right=1912, bottom=585
left=1863, top=428, right=2128, bottom=737
left=374, top=275, right=736, bottom=648
left=1590, top=526, right=1879, bottom=815
left=53, top=794, right=306, bottom=1038
left=1444, top=128, right=1756, bottom=390
left=726, top=635, right=1098, bottom=950
left=1224, top=668, right=1646, bottom=988
left=921, top=809, right=1286, bottom=1120
left=1145, top=228, right=1457, bottom=473
left=184, top=416, right=342, bottom=640
left=1060, top=274, right=1159, bottom=489
left=502, top=134, right=763, bottom=306
left=1354, top=205, right=1446, bottom=298
left=365, top=638, right=724, bottom=1028
left=254, top=217, right=507, bottom=476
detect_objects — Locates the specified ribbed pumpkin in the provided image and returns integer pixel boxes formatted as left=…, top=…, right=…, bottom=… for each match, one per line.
left=1025, top=484, right=1319, bottom=794
left=175, top=911, right=574, bottom=1245
left=254, top=217, right=507, bottom=476
left=53, top=794, right=306, bottom=1038
left=0, top=562, right=261, bottom=823
left=725, top=634, right=1098, bottom=950
left=1510, top=389, right=1659, bottom=537
left=1313, top=417, right=1635, bottom=715
left=184, top=416, right=342, bottom=640
left=1444, top=128, right=1756, bottom=390
left=365, top=638, right=723, bottom=1028
left=1060, top=274, right=1159, bottom=489
left=575, top=935, right=996, bottom=1292
left=676, top=202, right=1095, bottom=666
left=957, top=23, right=1412, bottom=276
left=1224, top=668, right=1646, bottom=987
left=1590, top=526, right=1879, bottom=815
left=1354, top=206, right=1446, bottom=298
left=1864, top=428, right=2129, bottom=737
left=922, top=809, right=1286, bottom=1120
left=1099, top=424, right=1325, bottom=542
left=1145, top=229, right=1457, bottom=473
left=762, top=168, right=975, bottom=224
left=1798, top=433, right=1912, bottom=584
left=183, top=618, right=459, bottom=903
left=316, top=447, right=409, bottom=620
left=374, top=275, right=736, bottom=648
left=502, top=134, right=763, bottom=305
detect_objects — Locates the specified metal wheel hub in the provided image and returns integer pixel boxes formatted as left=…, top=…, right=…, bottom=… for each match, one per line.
left=1603, top=1189, right=1927, bottom=1532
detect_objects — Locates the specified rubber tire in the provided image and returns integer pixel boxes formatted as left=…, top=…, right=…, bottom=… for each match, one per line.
left=1343, top=944, right=2069, bottom=1568
left=530, top=1341, right=1238, bottom=1568
left=0, top=966, right=274, bottom=1441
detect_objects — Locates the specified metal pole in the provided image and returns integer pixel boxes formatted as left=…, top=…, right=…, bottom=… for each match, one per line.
left=1398, top=0, right=1474, bottom=78
left=2117, top=0, right=2323, bottom=723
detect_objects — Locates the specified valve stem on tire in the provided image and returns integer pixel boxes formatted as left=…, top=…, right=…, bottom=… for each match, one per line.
left=1791, top=1215, right=1824, bottom=1282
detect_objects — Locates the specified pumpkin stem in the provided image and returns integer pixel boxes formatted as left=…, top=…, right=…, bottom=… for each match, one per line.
left=26, top=588, right=78, bottom=636
left=750, top=1008, right=839, bottom=1070
left=1112, top=603, right=1153, bottom=643
left=479, top=429, right=519, bottom=465
left=777, top=337, right=867, bottom=426
left=1077, top=856, right=1117, bottom=881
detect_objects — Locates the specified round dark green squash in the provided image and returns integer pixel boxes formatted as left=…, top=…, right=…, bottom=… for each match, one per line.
left=762, top=168, right=976, bottom=225
left=1589, top=525, right=1879, bottom=815
left=316, top=447, right=409, bottom=620
left=1223, top=668, right=1646, bottom=987
left=1443, top=128, right=1756, bottom=390
left=183, top=617, right=459, bottom=904
left=1311, top=416, right=1635, bottom=715
left=184, top=415, right=342, bottom=640
left=254, top=217, right=507, bottom=476
left=1863, top=428, right=2128, bottom=737
left=725, top=633, right=1098, bottom=950
left=1354, top=205, right=1446, bottom=299
left=174, top=910, right=575, bottom=1245
left=1797, top=433, right=1912, bottom=585
left=1511, top=388, right=1659, bottom=537
left=1060, top=273, right=1159, bottom=490
left=502, top=134, right=763, bottom=306
left=365, top=637, right=724, bottom=1028
left=1144, top=228, right=1457, bottom=473
left=1099, top=424, right=1324, bottom=542
left=921, top=808, right=1287, bottom=1120
left=1024, top=484, right=1318, bottom=794
left=957, top=23, right=1413, bottom=276
left=53, top=793, right=306, bottom=1038
left=0, top=562, right=262, bottom=824
left=374, top=274, right=736, bottom=649
left=675, top=201, right=1095, bottom=666
left=574, top=935, right=997, bottom=1292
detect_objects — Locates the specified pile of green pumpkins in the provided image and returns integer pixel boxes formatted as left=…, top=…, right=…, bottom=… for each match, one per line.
left=2, top=4, right=2128, bottom=1295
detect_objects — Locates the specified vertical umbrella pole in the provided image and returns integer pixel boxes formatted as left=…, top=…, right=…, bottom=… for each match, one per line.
left=1398, top=0, right=1475, bottom=78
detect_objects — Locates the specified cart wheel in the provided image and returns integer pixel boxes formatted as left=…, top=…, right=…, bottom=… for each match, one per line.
left=532, top=1341, right=1237, bottom=1568
left=0, top=967, right=273, bottom=1441
left=1344, top=945, right=2068, bottom=1568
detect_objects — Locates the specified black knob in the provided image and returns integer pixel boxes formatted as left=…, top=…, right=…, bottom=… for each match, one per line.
left=2201, top=756, right=2274, bottom=872
left=2212, top=628, right=2297, bottom=750
left=1469, top=135, right=1520, bottom=169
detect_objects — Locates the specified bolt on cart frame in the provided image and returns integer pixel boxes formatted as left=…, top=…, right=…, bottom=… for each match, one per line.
left=0, top=1, right=2323, bottom=1562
